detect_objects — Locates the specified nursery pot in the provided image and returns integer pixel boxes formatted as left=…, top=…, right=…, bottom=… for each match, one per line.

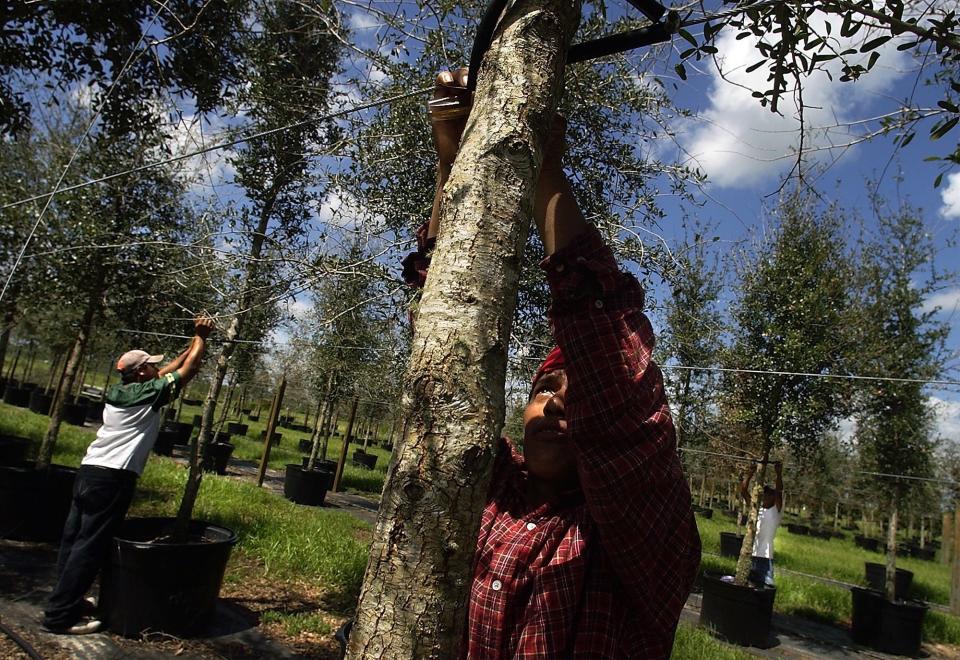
left=3, top=386, right=30, bottom=408
left=259, top=430, right=282, bottom=446
left=182, top=398, right=202, bottom=406
left=0, top=463, right=77, bottom=541
left=865, top=562, right=913, bottom=600
left=28, top=390, right=53, bottom=415
left=786, top=523, right=809, bottom=536
left=0, top=434, right=32, bottom=465
left=697, top=507, right=714, bottom=519
left=700, top=574, right=775, bottom=648
left=850, top=587, right=883, bottom=645
left=192, top=414, right=202, bottom=427
left=719, top=532, right=745, bottom=559
left=298, top=439, right=313, bottom=452
left=201, top=443, right=234, bottom=475
left=226, top=422, right=248, bottom=436
left=100, top=517, right=237, bottom=637
left=855, top=535, right=881, bottom=552
left=247, top=414, right=259, bottom=422
left=85, top=400, right=105, bottom=422
left=153, top=429, right=177, bottom=457
left=283, top=465, right=332, bottom=506
left=875, top=598, right=928, bottom=656
left=167, top=421, right=193, bottom=446
left=62, top=400, right=88, bottom=426
left=301, top=457, right=337, bottom=472
left=352, top=449, right=377, bottom=470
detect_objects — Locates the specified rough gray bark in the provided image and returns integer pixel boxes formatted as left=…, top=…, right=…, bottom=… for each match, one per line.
left=885, top=499, right=899, bottom=601
left=307, top=373, right=335, bottom=470
left=735, top=445, right=771, bottom=586
left=346, top=1, right=581, bottom=656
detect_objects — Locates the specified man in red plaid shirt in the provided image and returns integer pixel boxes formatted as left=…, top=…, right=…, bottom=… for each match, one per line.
left=406, top=69, right=701, bottom=658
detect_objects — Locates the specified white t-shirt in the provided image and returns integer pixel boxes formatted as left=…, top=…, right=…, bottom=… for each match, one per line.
left=82, top=372, right=180, bottom=476
left=752, top=503, right=782, bottom=559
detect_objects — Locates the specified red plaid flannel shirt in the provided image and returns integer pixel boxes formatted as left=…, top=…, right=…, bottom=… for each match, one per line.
left=465, top=227, right=700, bottom=658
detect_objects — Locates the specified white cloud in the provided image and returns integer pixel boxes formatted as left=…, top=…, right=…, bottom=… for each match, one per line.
left=939, top=172, right=960, bottom=219
left=931, top=396, right=960, bottom=440
left=923, top=287, right=960, bottom=315
left=678, top=13, right=909, bottom=188
left=348, top=10, right=381, bottom=31
left=163, top=114, right=236, bottom=193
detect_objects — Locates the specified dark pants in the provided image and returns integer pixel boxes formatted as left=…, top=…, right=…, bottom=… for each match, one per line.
left=43, top=464, right=137, bottom=629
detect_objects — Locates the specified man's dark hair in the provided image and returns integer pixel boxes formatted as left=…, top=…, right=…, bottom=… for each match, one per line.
left=762, top=485, right=775, bottom=495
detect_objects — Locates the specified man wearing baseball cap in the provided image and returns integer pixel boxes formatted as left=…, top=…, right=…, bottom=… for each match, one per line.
left=42, top=316, right=214, bottom=634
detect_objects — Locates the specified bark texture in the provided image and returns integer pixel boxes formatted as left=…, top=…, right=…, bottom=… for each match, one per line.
left=346, top=1, right=581, bottom=656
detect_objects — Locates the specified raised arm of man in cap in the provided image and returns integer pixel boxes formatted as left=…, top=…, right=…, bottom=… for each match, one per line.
left=158, top=317, right=214, bottom=385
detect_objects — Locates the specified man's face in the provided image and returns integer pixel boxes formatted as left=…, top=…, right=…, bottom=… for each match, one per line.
left=136, top=363, right=159, bottom=382
left=522, top=369, right=577, bottom=485
left=762, top=490, right=776, bottom=508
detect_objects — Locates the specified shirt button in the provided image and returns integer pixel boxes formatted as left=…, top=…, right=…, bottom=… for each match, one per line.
left=491, top=579, right=502, bottom=592
left=526, top=522, right=536, bottom=531
left=594, top=300, right=604, bottom=309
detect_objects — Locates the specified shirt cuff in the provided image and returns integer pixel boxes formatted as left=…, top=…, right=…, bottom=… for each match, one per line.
left=539, top=226, right=621, bottom=309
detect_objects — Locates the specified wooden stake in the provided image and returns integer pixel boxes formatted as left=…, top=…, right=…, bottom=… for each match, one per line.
left=332, top=396, right=360, bottom=493
left=256, top=377, right=286, bottom=487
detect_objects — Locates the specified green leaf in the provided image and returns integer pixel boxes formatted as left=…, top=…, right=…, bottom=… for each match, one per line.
left=937, top=100, right=959, bottom=113
left=746, top=59, right=767, bottom=73
left=931, top=117, right=958, bottom=140
left=860, top=35, right=891, bottom=52
left=935, top=172, right=944, bottom=187
left=700, top=45, right=719, bottom=54
left=867, top=52, right=880, bottom=70
left=675, top=63, right=687, bottom=80
left=679, top=29, right=698, bottom=47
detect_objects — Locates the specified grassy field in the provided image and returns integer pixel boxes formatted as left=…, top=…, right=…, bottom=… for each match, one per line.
left=2, top=400, right=957, bottom=656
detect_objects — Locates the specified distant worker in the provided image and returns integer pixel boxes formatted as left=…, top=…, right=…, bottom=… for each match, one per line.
left=42, top=317, right=214, bottom=635
left=740, top=460, right=783, bottom=587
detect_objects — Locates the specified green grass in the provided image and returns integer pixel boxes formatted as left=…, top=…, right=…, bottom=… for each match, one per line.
left=671, top=622, right=753, bottom=659
left=261, top=610, right=333, bottom=637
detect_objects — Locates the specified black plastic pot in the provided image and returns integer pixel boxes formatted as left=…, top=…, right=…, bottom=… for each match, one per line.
left=28, top=389, right=53, bottom=415
left=166, top=421, right=193, bottom=446
left=0, top=463, right=77, bottom=541
left=875, top=598, right=928, bottom=655
left=182, top=398, right=203, bottom=406
left=850, top=586, right=883, bottom=645
left=298, top=439, right=313, bottom=452
left=865, top=562, right=913, bottom=600
left=786, top=523, right=809, bottom=536
left=914, top=547, right=935, bottom=561
left=153, top=429, right=177, bottom=456
left=85, top=400, right=105, bottom=422
left=700, top=573, right=775, bottom=647
left=3, top=386, right=30, bottom=407
left=214, top=431, right=232, bottom=445
left=719, top=532, right=745, bottom=559
left=849, top=586, right=927, bottom=655
left=352, top=449, right=377, bottom=470
left=301, top=457, right=337, bottom=472
left=809, top=528, right=833, bottom=540
left=697, top=507, right=714, bottom=519
left=0, top=434, right=32, bottom=465
left=247, top=414, right=259, bottom=422
left=226, top=422, right=248, bottom=436
left=63, top=401, right=88, bottom=426
left=100, top=517, right=237, bottom=637
left=241, top=408, right=252, bottom=415
left=283, top=465, right=332, bottom=506
left=201, top=443, right=234, bottom=475
left=855, top=535, right=881, bottom=552
left=259, top=430, right=282, bottom=446
left=192, top=414, right=202, bottom=427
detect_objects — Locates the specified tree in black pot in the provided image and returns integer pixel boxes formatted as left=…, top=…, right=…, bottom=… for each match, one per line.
left=847, top=201, right=948, bottom=655
left=701, top=196, right=856, bottom=647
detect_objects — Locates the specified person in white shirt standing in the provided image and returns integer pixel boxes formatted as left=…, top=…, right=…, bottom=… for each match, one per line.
left=740, top=460, right=783, bottom=588
left=42, top=317, right=213, bottom=634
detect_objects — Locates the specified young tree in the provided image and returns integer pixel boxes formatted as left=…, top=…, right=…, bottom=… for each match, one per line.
left=723, top=194, right=855, bottom=585
left=853, top=200, right=949, bottom=601
left=175, top=0, right=341, bottom=535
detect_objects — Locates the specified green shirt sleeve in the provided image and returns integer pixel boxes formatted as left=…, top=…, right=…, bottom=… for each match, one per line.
left=106, top=371, right=181, bottom=410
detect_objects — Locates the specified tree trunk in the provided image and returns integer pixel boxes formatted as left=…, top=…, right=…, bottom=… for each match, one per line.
left=307, top=374, right=335, bottom=470
left=332, top=395, right=360, bottom=493
left=0, top=286, right=18, bottom=381
left=23, top=342, right=36, bottom=384
left=347, top=3, right=580, bottom=655
left=320, top=401, right=337, bottom=461
left=37, top=269, right=104, bottom=468
left=943, top=511, right=953, bottom=565
left=7, top=346, right=21, bottom=382
left=44, top=353, right=62, bottom=395
left=885, top=498, right=899, bottom=602
left=951, top=508, right=960, bottom=614
left=698, top=472, right=707, bottom=507
left=735, top=445, right=771, bottom=586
